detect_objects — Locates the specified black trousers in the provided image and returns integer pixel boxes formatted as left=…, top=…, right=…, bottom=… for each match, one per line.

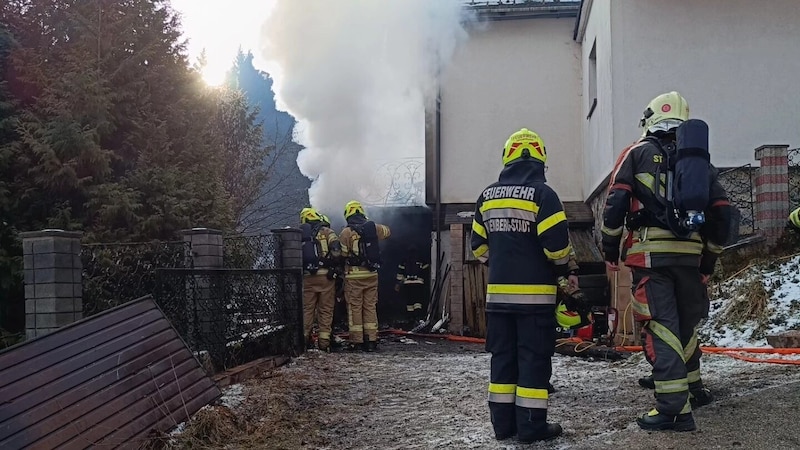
left=632, top=265, right=709, bottom=416
left=486, top=310, right=556, bottom=440
left=401, top=283, right=426, bottom=321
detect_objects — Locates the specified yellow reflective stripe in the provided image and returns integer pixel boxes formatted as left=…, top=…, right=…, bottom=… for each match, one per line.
left=706, top=241, right=724, bottom=254
left=473, top=243, right=489, bottom=258
left=687, top=369, right=701, bottom=384
left=350, top=325, right=363, bottom=332
left=602, top=224, right=624, bottom=237
left=636, top=227, right=702, bottom=242
left=635, top=173, right=666, bottom=197
left=516, top=386, right=548, bottom=399
left=413, top=303, right=422, bottom=309
left=318, top=331, right=331, bottom=339
left=406, top=305, right=416, bottom=312
left=472, top=219, right=487, bottom=238
left=480, top=198, right=540, bottom=214
left=364, top=322, right=378, bottom=331
left=631, top=297, right=651, bottom=318
left=654, top=378, right=688, bottom=394
left=537, top=211, right=567, bottom=235
left=487, top=284, right=558, bottom=295
left=544, top=246, right=572, bottom=261
left=489, top=383, right=517, bottom=394
left=684, top=328, right=698, bottom=360
left=680, top=400, right=692, bottom=414
left=647, top=320, right=686, bottom=363
left=630, top=240, right=703, bottom=255
left=791, top=207, right=800, bottom=228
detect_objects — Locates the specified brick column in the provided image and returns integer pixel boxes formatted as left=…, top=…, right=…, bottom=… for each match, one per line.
left=754, top=145, right=790, bottom=246
left=448, top=224, right=464, bottom=335
left=181, top=228, right=224, bottom=367
left=271, top=227, right=302, bottom=269
left=272, top=227, right=304, bottom=352
left=21, top=229, right=83, bottom=339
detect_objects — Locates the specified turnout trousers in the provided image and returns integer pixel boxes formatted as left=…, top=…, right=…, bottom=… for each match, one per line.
left=486, top=309, right=556, bottom=440
left=302, top=274, right=336, bottom=349
left=344, top=275, right=379, bottom=344
left=401, top=282, right=426, bottom=321
left=631, top=265, right=709, bottom=416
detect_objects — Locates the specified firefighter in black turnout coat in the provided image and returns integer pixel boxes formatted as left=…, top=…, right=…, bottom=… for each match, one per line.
left=602, top=92, right=733, bottom=431
left=471, top=128, right=571, bottom=443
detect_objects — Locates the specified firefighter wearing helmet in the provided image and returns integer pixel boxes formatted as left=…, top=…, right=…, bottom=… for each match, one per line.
left=338, top=200, right=391, bottom=352
left=299, top=207, right=341, bottom=352
left=602, top=92, right=734, bottom=431
left=470, top=128, right=572, bottom=443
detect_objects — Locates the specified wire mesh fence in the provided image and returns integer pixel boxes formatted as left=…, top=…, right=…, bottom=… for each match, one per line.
left=223, top=234, right=282, bottom=269
left=718, top=164, right=756, bottom=236
left=789, top=148, right=800, bottom=211
left=81, top=241, right=191, bottom=317
left=155, top=268, right=303, bottom=373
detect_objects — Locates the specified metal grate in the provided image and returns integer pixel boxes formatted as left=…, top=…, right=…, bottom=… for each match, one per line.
left=718, top=164, right=756, bottom=236
left=223, top=234, right=281, bottom=269
left=789, top=148, right=800, bottom=211
left=155, top=268, right=303, bottom=373
left=81, top=241, right=191, bottom=317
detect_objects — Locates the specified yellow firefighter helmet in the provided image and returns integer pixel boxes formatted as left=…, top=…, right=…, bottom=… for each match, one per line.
left=503, top=128, right=547, bottom=165
left=555, top=302, right=584, bottom=330
left=300, top=207, right=322, bottom=224
left=639, top=91, right=689, bottom=136
left=790, top=207, right=800, bottom=230
left=344, top=200, right=367, bottom=220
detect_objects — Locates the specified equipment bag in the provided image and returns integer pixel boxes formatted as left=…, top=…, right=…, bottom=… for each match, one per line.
left=350, top=221, right=382, bottom=271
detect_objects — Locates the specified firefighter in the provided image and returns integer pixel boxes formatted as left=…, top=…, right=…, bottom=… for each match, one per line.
left=789, top=207, right=800, bottom=230
left=471, top=128, right=570, bottom=443
left=395, top=245, right=430, bottom=327
left=299, top=207, right=341, bottom=352
left=339, top=200, right=391, bottom=352
left=602, top=91, right=733, bottom=431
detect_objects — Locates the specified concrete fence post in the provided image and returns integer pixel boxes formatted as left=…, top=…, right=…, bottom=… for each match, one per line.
left=271, top=227, right=302, bottom=269
left=754, top=144, right=790, bottom=246
left=271, top=227, right=304, bottom=352
left=21, top=229, right=84, bottom=339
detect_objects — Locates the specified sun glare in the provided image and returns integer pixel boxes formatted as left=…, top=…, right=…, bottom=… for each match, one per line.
left=201, top=63, right=227, bottom=87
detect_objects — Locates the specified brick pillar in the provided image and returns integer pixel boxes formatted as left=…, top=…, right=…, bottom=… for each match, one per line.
left=181, top=228, right=224, bottom=367
left=272, top=227, right=304, bottom=352
left=181, top=228, right=223, bottom=269
left=754, top=145, right=790, bottom=246
left=21, top=229, right=83, bottom=340
left=271, top=227, right=302, bottom=269
left=448, top=224, right=464, bottom=335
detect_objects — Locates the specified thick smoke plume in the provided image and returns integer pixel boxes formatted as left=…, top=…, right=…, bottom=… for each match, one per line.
left=259, top=0, right=470, bottom=217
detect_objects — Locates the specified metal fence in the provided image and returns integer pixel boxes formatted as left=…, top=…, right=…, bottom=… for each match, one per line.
left=223, top=234, right=282, bottom=269
left=155, top=268, right=303, bottom=373
left=81, top=241, right=191, bottom=317
left=718, top=164, right=756, bottom=236
left=789, top=148, right=800, bottom=211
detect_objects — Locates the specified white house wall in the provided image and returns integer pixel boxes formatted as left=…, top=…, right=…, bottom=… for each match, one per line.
left=607, top=0, right=800, bottom=185
left=579, top=0, right=615, bottom=197
left=439, top=18, right=583, bottom=204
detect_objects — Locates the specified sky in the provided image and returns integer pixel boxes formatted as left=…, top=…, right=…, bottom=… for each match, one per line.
left=170, top=0, right=277, bottom=85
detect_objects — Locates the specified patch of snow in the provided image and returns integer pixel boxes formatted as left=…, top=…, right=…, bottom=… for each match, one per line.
left=168, top=422, right=186, bottom=436
left=219, top=383, right=246, bottom=409
left=700, top=255, right=800, bottom=348
left=226, top=324, right=286, bottom=347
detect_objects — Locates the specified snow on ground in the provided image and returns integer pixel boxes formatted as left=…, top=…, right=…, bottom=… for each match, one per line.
left=166, top=338, right=800, bottom=449
left=699, top=255, right=800, bottom=348
left=219, top=383, right=246, bottom=409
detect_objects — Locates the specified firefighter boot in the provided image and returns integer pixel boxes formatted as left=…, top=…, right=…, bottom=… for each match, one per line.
left=636, top=409, right=696, bottom=432
left=638, top=375, right=655, bottom=389
left=364, top=341, right=378, bottom=352
left=690, top=388, right=714, bottom=408
left=518, top=424, right=563, bottom=443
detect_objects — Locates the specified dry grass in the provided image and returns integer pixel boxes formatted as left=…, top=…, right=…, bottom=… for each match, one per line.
left=719, top=277, right=770, bottom=328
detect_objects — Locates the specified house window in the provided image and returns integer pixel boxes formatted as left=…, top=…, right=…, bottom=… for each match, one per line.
left=587, top=40, right=598, bottom=120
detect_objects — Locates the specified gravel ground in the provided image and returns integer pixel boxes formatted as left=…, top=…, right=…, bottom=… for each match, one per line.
left=184, top=336, right=800, bottom=449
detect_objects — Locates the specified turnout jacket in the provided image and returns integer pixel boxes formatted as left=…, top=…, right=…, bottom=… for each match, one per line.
left=470, top=161, right=572, bottom=313
left=601, top=137, right=732, bottom=273
left=340, top=219, right=391, bottom=280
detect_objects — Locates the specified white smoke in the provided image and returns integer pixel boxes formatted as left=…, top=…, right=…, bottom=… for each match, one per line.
left=258, top=0, right=471, bottom=216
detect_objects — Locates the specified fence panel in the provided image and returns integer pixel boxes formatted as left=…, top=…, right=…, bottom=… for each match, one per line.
left=718, top=164, right=756, bottom=236
left=223, top=234, right=282, bottom=269
left=789, top=148, right=800, bottom=211
left=81, top=241, right=191, bottom=317
left=155, top=268, right=303, bottom=373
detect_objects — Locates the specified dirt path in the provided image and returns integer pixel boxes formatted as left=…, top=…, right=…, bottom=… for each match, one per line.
left=169, top=337, right=800, bottom=449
